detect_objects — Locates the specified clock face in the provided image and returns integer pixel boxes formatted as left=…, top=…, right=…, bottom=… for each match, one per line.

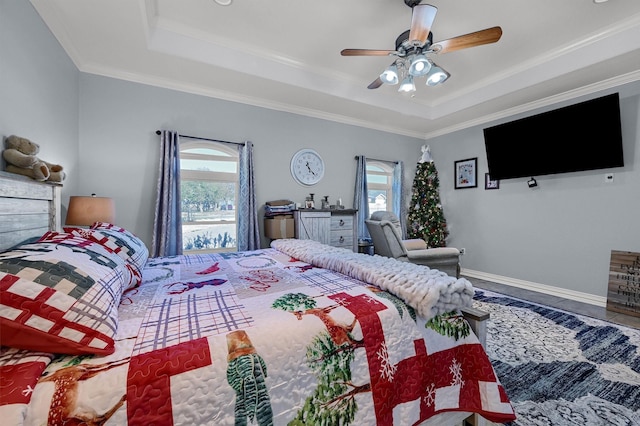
left=290, top=149, right=325, bottom=186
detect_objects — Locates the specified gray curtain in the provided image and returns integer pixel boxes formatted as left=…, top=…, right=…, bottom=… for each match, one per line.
left=353, top=155, right=370, bottom=241
left=151, top=130, right=183, bottom=257
left=392, top=161, right=406, bottom=238
left=237, top=141, right=260, bottom=251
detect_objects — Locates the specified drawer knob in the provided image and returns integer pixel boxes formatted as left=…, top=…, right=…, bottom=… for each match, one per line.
left=339, top=219, right=345, bottom=226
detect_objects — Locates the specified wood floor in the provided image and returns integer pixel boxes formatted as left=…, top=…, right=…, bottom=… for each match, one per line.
left=465, top=276, right=640, bottom=329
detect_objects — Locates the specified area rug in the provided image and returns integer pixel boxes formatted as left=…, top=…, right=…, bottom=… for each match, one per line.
left=473, top=289, right=640, bottom=426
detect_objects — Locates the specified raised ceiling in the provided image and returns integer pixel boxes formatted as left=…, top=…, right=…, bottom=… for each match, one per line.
left=31, top=0, right=640, bottom=138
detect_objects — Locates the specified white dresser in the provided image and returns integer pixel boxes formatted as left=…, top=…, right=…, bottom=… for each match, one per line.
left=294, top=209, right=358, bottom=252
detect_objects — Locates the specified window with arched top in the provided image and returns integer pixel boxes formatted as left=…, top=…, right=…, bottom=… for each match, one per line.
left=366, top=161, right=394, bottom=214
left=180, top=141, right=239, bottom=253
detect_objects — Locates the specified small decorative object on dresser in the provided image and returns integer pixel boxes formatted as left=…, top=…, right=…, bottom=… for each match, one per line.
left=321, top=195, right=330, bottom=209
left=290, top=149, right=325, bottom=186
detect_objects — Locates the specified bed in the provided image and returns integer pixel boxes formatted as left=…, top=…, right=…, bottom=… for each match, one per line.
left=0, top=173, right=516, bottom=426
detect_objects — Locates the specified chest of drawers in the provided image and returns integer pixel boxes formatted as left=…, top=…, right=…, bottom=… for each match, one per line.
left=294, top=209, right=357, bottom=251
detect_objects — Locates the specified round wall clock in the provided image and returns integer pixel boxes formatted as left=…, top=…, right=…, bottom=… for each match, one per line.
left=290, top=149, right=325, bottom=186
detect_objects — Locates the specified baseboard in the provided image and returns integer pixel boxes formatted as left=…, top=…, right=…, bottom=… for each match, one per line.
left=461, top=268, right=607, bottom=307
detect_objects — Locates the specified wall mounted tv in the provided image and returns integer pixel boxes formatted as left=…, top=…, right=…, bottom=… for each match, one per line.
left=483, top=93, right=624, bottom=181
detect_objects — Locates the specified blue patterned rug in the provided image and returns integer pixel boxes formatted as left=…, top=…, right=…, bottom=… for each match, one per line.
left=473, top=289, right=640, bottom=426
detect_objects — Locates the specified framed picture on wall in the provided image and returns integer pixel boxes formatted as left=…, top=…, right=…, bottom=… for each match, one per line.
left=485, top=173, right=500, bottom=190
left=454, top=158, right=478, bottom=189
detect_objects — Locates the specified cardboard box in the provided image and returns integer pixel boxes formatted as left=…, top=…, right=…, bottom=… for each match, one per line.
left=264, top=216, right=295, bottom=239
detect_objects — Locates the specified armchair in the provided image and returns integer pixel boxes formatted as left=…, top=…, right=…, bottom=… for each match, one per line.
left=365, top=211, right=461, bottom=278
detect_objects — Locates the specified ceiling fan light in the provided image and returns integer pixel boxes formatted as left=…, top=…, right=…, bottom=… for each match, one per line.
left=398, top=75, right=416, bottom=93
left=426, top=64, right=450, bottom=86
left=380, top=64, right=399, bottom=85
left=408, top=54, right=431, bottom=77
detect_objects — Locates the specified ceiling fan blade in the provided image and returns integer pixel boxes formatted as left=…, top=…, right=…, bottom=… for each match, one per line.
left=367, top=77, right=383, bottom=90
left=341, top=49, right=396, bottom=56
left=431, top=26, right=503, bottom=54
left=408, top=4, right=438, bottom=45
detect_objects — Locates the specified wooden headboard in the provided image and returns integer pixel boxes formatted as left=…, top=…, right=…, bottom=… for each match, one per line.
left=0, top=171, right=61, bottom=251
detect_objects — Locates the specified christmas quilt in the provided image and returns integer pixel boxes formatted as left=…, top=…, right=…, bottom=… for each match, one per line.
left=1, top=240, right=515, bottom=425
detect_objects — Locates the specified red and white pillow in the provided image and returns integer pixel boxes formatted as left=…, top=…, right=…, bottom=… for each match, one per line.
left=0, top=236, right=127, bottom=355
left=64, top=222, right=149, bottom=290
left=0, top=224, right=148, bottom=356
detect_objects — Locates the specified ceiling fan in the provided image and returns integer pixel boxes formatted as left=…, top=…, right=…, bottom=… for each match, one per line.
left=341, top=0, right=502, bottom=92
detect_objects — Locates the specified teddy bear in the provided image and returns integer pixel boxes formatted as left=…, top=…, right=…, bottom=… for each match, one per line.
left=2, top=135, right=66, bottom=183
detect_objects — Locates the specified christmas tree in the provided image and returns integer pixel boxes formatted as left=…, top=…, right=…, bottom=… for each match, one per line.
left=407, top=156, right=449, bottom=248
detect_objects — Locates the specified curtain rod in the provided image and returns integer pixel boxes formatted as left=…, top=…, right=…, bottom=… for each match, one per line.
left=155, top=130, right=245, bottom=146
left=354, top=155, right=398, bottom=164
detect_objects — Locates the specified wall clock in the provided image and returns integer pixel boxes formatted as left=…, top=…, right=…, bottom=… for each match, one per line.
left=290, top=149, right=325, bottom=186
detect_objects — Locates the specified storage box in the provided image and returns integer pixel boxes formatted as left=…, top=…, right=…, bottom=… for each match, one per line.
left=264, top=216, right=295, bottom=239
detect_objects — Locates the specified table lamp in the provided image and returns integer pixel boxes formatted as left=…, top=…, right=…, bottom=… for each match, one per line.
left=65, top=194, right=116, bottom=226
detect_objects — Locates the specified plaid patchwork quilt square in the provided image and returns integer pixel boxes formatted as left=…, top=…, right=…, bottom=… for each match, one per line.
left=0, top=239, right=130, bottom=355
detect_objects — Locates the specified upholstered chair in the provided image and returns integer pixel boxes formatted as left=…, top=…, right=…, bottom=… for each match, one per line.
left=365, top=211, right=461, bottom=278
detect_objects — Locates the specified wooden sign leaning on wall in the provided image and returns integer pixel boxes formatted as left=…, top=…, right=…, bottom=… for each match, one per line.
left=607, top=250, right=640, bottom=318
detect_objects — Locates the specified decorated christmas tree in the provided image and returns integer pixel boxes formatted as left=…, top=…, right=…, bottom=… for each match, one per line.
left=407, top=146, right=449, bottom=247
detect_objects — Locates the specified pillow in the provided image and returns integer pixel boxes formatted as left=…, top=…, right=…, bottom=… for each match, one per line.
left=403, top=239, right=428, bottom=251
left=65, top=223, right=149, bottom=290
left=36, top=231, right=134, bottom=287
left=90, top=222, right=148, bottom=271
left=0, top=235, right=128, bottom=355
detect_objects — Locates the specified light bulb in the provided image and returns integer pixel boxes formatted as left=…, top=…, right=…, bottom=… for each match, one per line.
left=398, top=75, right=416, bottom=93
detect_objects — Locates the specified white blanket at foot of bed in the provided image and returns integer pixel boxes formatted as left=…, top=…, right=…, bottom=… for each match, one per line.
left=271, top=239, right=474, bottom=320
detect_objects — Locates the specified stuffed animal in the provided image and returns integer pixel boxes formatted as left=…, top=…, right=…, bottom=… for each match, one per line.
left=2, top=135, right=65, bottom=183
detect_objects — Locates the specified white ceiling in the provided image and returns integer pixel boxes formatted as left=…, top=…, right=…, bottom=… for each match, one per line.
left=31, top=0, right=640, bottom=139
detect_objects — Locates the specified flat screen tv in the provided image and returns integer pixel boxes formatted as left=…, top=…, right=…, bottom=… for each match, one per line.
left=483, top=93, right=624, bottom=181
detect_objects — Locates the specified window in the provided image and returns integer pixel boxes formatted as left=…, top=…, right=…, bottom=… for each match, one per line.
left=366, top=161, right=394, bottom=214
left=180, top=141, right=238, bottom=253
